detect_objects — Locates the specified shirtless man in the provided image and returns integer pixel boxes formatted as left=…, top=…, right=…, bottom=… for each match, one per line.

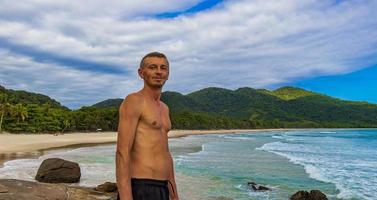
left=116, top=52, right=179, bottom=200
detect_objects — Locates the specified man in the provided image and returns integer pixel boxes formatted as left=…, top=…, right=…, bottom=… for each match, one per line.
left=116, top=52, right=179, bottom=200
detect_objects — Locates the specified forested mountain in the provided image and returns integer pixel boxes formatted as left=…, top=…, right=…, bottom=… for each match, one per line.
left=0, top=85, right=117, bottom=133
left=91, top=98, right=123, bottom=109
left=0, top=85, right=67, bottom=109
left=1, top=85, right=377, bottom=133
left=95, top=86, right=377, bottom=129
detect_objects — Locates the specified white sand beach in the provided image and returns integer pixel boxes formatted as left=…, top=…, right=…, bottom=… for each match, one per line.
left=0, top=129, right=299, bottom=154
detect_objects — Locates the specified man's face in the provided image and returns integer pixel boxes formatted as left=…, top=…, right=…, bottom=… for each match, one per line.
left=138, top=57, right=169, bottom=88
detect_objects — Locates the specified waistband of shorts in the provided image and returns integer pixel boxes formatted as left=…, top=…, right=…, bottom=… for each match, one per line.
left=131, top=178, right=168, bottom=187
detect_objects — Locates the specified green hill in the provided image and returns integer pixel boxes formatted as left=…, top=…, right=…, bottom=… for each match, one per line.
left=95, top=86, right=377, bottom=129
left=91, top=98, right=123, bottom=109
left=265, top=86, right=317, bottom=100
left=0, top=85, right=68, bottom=110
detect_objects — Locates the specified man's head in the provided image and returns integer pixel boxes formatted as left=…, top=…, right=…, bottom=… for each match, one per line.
left=138, top=52, right=169, bottom=88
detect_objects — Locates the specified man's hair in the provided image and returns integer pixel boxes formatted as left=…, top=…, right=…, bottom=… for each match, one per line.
left=139, top=52, right=169, bottom=68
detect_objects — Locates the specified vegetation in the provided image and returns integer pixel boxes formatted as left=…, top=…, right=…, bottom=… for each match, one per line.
left=1, top=85, right=377, bottom=134
left=161, top=87, right=377, bottom=129
left=0, top=87, right=117, bottom=133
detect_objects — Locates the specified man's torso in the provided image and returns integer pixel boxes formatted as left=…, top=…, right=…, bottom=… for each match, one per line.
left=129, top=94, right=171, bottom=180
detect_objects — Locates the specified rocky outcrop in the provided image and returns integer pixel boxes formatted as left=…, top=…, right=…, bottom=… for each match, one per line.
left=0, top=184, right=8, bottom=193
left=0, top=179, right=117, bottom=200
left=35, top=158, right=81, bottom=183
left=247, top=182, right=271, bottom=191
left=290, top=190, right=328, bottom=200
left=95, top=182, right=118, bottom=192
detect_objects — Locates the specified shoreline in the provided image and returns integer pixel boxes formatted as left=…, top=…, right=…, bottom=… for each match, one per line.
left=0, top=129, right=288, bottom=155
left=1, top=128, right=375, bottom=154
left=0, top=128, right=299, bottom=167
left=0, top=128, right=374, bottom=167
left=0, top=128, right=309, bottom=155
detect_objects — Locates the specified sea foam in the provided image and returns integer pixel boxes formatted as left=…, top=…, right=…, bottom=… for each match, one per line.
left=257, top=130, right=377, bottom=200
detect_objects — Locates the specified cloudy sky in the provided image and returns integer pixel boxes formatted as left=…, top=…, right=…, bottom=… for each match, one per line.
left=1, top=0, right=376, bottom=109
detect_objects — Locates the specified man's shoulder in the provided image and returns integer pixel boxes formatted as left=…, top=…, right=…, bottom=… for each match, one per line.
left=120, top=92, right=144, bottom=109
left=159, top=101, right=169, bottom=111
left=124, top=92, right=143, bottom=102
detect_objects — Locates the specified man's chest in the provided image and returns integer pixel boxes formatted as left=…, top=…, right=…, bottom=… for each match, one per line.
left=140, top=104, right=171, bottom=132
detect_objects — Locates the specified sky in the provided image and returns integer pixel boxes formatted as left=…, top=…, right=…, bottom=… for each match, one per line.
left=0, top=0, right=376, bottom=109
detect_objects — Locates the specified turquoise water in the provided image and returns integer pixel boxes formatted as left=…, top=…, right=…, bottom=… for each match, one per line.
left=1, top=129, right=376, bottom=199
left=172, top=129, right=377, bottom=200
left=172, top=132, right=337, bottom=199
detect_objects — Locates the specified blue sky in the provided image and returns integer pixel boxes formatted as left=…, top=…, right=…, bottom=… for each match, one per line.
left=293, top=64, right=377, bottom=103
left=155, top=0, right=224, bottom=18
left=0, top=0, right=376, bottom=109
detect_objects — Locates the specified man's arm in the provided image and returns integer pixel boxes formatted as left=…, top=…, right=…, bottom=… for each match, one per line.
left=116, top=94, right=141, bottom=200
left=167, top=152, right=179, bottom=200
left=165, top=104, right=179, bottom=200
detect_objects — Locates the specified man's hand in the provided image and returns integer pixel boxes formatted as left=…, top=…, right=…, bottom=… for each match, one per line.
left=167, top=152, right=179, bottom=200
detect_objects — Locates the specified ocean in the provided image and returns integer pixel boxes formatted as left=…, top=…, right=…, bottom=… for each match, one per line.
left=0, top=129, right=376, bottom=200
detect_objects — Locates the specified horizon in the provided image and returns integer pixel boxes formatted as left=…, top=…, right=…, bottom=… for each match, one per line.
left=1, top=0, right=376, bottom=109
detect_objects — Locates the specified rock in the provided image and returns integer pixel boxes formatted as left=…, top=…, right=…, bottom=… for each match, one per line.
left=247, top=182, right=271, bottom=191
left=95, top=182, right=117, bottom=192
left=0, top=184, right=8, bottom=193
left=309, top=190, right=328, bottom=200
left=35, top=158, right=81, bottom=183
left=0, top=179, right=66, bottom=200
left=67, top=186, right=115, bottom=200
left=291, top=191, right=308, bottom=200
left=290, top=190, right=328, bottom=200
left=0, top=179, right=117, bottom=200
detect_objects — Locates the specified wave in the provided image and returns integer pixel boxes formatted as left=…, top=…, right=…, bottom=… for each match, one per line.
left=216, top=134, right=255, bottom=141
left=257, top=140, right=377, bottom=200
left=0, top=158, right=39, bottom=181
left=223, top=136, right=255, bottom=141
left=0, top=145, right=117, bottom=186
left=319, top=131, right=337, bottom=134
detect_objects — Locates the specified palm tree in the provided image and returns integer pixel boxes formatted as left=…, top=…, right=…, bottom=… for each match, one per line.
left=0, top=94, right=11, bottom=133
left=61, top=119, right=71, bottom=133
left=12, top=103, right=28, bottom=123
left=0, top=103, right=12, bottom=133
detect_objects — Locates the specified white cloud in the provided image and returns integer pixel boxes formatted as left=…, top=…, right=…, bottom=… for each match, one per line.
left=0, top=0, right=376, bottom=108
left=0, top=49, right=140, bottom=108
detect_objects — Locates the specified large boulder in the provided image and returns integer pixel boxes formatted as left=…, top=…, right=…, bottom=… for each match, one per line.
left=35, top=158, right=81, bottom=183
left=290, top=190, right=328, bottom=200
left=0, top=179, right=117, bottom=200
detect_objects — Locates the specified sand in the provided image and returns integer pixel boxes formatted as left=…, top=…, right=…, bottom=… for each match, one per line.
left=0, top=129, right=301, bottom=155
left=0, top=132, right=117, bottom=154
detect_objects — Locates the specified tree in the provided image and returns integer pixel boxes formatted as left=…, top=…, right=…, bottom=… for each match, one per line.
left=12, top=103, right=28, bottom=123
left=0, top=94, right=11, bottom=133
left=61, top=119, right=71, bottom=133
left=0, top=103, right=12, bottom=133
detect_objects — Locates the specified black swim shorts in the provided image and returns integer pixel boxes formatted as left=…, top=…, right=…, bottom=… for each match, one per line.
left=117, top=178, right=170, bottom=200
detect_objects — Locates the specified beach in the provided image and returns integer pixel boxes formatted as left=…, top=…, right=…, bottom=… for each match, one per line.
left=0, top=129, right=300, bottom=155
left=1, top=129, right=376, bottom=199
